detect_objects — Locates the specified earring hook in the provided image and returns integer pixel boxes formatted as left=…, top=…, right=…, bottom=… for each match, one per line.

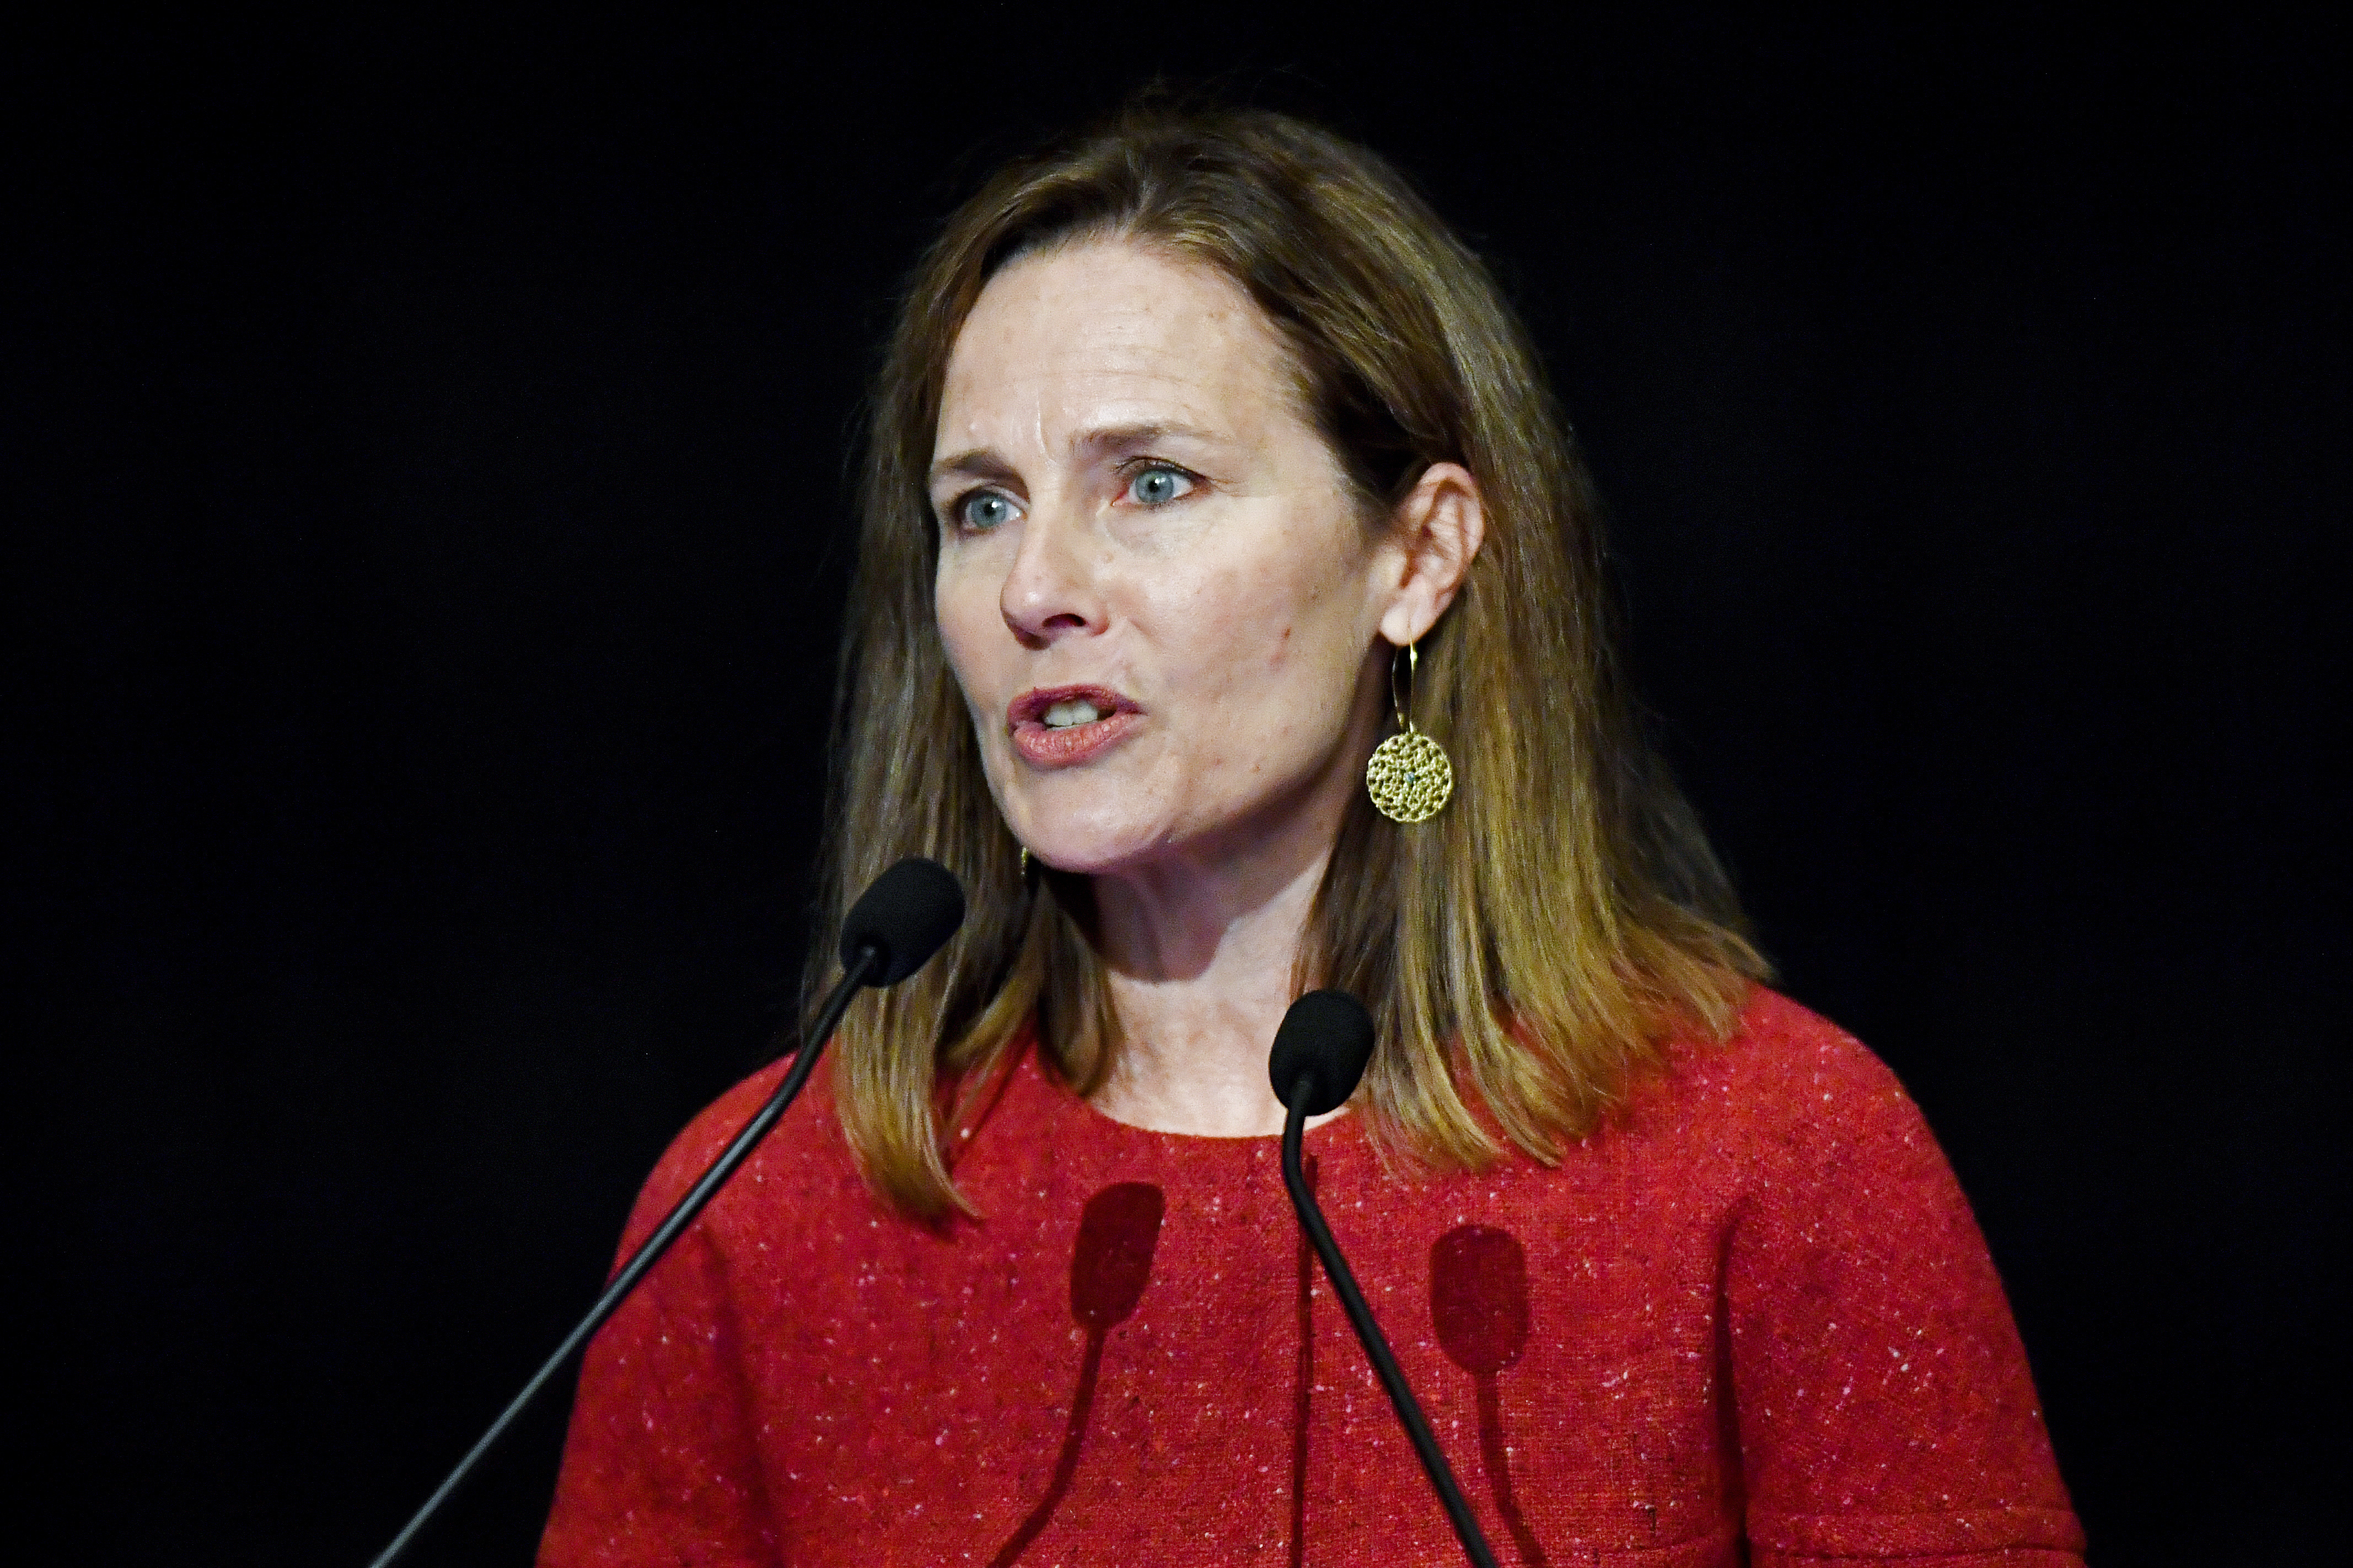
left=1392, top=641, right=1419, bottom=734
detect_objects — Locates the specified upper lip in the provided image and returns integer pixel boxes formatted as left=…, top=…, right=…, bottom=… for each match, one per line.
left=1007, top=684, right=1138, bottom=727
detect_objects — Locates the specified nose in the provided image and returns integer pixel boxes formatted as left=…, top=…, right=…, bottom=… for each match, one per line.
left=1000, top=499, right=1102, bottom=647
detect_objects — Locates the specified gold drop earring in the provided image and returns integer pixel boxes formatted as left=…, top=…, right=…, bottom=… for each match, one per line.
left=1364, top=640, right=1453, bottom=823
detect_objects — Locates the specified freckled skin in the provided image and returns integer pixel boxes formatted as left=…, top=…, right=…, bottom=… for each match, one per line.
left=931, top=240, right=1392, bottom=885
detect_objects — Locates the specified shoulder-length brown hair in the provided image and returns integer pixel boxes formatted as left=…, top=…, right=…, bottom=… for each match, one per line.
left=810, top=95, right=1766, bottom=1217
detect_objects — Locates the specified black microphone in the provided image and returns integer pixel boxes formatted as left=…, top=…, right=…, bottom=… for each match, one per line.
left=369, top=857, right=965, bottom=1567
left=1270, top=990, right=1499, bottom=1568
left=841, top=856, right=968, bottom=985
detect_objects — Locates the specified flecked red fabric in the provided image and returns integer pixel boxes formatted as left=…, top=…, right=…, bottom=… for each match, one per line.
left=539, top=987, right=2083, bottom=1566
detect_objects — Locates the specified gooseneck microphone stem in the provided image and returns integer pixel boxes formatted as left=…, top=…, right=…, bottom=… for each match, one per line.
left=368, top=944, right=883, bottom=1568
left=1280, top=1079, right=1498, bottom=1568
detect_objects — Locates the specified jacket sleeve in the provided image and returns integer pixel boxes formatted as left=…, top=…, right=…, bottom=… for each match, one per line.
left=1724, top=1030, right=2086, bottom=1566
left=537, top=1094, right=784, bottom=1567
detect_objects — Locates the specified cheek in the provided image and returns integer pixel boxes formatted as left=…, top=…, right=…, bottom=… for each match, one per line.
left=934, top=559, right=1003, bottom=711
left=1178, top=556, right=1352, bottom=713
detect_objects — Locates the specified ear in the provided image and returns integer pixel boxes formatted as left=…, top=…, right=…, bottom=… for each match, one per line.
left=1376, top=461, right=1487, bottom=647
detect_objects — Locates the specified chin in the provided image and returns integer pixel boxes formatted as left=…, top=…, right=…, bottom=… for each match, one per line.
left=1022, top=823, right=1168, bottom=878
left=1004, top=785, right=1173, bottom=878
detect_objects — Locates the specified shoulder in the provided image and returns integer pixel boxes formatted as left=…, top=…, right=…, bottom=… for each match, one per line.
left=1610, top=985, right=1948, bottom=1188
left=615, top=1048, right=875, bottom=1258
left=1634, top=983, right=1905, bottom=1111
left=1665, top=995, right=2078, bottom=1544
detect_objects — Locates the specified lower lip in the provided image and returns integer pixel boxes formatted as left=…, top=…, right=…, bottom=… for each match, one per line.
left=1011, top=711, right=1142, bottom=767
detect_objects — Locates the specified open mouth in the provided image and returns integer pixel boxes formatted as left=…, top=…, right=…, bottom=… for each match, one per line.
left=1007, top=685, right=1141, bottom=766
left=1008, top=684, right=1136, bottom=728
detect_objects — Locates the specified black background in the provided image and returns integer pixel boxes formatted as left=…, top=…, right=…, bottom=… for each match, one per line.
left=13, top=9, right=2343, bottom=1565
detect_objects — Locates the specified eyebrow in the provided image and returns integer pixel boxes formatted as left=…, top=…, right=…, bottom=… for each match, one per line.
left=928, top=421, right=1222, bottom=488
left=928, top=448, right=1020, bottom=488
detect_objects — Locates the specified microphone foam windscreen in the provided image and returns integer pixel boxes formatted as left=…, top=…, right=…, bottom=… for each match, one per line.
left=840, top=858, right=966, bottom=986
left=1267, top=989, right=1377, bottom=1116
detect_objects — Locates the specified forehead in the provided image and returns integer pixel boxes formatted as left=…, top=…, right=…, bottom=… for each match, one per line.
left=936, top=238, right=1303, bottom=453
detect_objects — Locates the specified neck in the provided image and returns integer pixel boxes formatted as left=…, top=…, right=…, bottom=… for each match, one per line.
left=1079, top=639, right=1392, bottom=1137
left=1085, top=804, right=1351, bottom=1139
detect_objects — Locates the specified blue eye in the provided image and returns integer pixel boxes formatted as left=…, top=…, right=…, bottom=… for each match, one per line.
left=1127, top=466, right=1191, bottom=506
left=957, top=491, right=1016, bottom=531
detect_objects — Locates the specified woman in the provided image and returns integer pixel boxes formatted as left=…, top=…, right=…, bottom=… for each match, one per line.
left=541, top=100, right=2084, bottom=1566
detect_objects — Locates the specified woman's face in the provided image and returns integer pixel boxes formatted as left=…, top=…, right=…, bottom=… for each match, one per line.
left=931, top=238, right=1396, bottom=879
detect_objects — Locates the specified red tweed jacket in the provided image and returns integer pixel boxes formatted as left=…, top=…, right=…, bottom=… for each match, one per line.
left=540, top=987, right=2084, bottom=1566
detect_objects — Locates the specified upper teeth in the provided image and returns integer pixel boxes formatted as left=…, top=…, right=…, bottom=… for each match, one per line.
left=1044, top=700, right=1103, bottom=728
